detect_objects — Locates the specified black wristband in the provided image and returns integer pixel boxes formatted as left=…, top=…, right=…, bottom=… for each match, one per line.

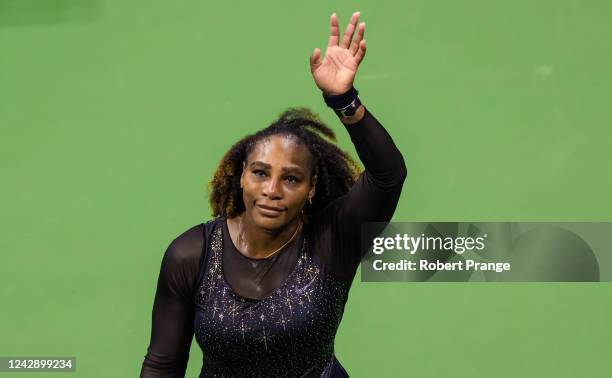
left=322, top=87, right=361, bottom=117
left=322, top=86, right=359, bottom=109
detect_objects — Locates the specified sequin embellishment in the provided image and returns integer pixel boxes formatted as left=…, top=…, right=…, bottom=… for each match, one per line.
left=194, top=220, right=350, bottom=377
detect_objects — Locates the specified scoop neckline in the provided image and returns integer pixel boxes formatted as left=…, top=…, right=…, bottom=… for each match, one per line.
left=222, top=216, right=302, bottom=262
left=220, top=217, right=306, bottom=302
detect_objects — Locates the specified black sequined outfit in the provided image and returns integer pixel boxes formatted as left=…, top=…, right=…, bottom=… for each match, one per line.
left=141, top=107, right=407, bottom=377
left=195, top=218, right=350, bottom=377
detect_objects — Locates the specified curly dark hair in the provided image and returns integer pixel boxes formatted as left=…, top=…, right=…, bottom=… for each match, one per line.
left=208, top=107, right=362, bottom=221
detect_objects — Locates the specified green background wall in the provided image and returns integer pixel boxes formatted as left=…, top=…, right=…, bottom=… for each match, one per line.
left=1, top=1, right=611, bottom=377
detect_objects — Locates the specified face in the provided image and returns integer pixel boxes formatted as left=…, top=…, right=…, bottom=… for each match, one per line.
left=240, top=134, right=317, bottom=231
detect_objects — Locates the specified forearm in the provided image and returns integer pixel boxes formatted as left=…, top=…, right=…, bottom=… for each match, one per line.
left=331, top=103, right=407, bottom=272
left=341, top=105, right=406, bottom=183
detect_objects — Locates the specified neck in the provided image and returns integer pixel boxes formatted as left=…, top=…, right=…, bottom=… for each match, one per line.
left=232, top=213, right=302, bottom=259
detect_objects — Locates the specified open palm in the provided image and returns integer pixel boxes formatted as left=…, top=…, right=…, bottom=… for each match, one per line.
left=310, top=12, right=367, bottom=95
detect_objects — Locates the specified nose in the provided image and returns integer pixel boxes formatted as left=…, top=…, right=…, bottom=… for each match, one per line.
left=262, top=176, right=282, bottom=199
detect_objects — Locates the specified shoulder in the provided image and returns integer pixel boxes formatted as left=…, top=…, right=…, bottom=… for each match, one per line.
left=163, top=223, right=206, bottom=267
left=155, top=223, right=209, bottom=301
left=163, top=217, right=225, bottom=263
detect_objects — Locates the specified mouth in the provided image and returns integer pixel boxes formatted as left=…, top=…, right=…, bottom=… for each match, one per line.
left=256, top=204, right=285, bottom=216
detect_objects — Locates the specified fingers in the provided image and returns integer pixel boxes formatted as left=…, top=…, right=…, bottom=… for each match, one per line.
left=327, top=13, right=339, bottom=47
left=354, top=40, right=367, bottom=64
left=310, top=48, right=322, bottom=73
left=341, top=11, right=360, bottom=49
left=349, top=22, right=365, bottom=56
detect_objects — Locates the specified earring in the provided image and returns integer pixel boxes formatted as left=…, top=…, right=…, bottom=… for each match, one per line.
left=308, top=197, right=313, bottom=205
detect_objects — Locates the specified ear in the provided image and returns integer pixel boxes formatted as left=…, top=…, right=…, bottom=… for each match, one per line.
left=240, top=161, right=246, bottom=189
left=309, top=174, right=318, bottom=200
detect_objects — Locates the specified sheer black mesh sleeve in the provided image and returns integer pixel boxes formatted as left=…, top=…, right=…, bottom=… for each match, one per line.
left=314, top=106, right=407, bottom=281
left=140, top=224, right=205, bottom=378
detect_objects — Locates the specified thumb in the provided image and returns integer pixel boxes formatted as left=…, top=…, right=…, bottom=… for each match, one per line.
left=309, top=48, right=322, bottom=73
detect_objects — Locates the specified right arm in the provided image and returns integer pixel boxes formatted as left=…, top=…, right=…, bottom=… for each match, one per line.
left=140, top=226, right=204, bottom=377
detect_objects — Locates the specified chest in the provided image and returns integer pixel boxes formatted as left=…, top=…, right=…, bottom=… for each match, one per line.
left=193, top=224, right=349, bottom=375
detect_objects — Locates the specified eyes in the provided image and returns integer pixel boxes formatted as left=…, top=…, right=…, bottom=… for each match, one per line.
left=252, top=169, right=301, bottom=184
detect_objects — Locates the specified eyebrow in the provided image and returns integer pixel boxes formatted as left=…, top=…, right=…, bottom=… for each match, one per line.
left=249, top=161, right=305, bottom=174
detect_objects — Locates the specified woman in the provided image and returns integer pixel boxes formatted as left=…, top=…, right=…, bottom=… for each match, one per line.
left=141, top=11, right=407, bottom=377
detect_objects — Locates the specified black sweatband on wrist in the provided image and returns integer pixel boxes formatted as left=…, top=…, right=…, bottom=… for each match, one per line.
left=322, top=87, right=359, bottom=109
